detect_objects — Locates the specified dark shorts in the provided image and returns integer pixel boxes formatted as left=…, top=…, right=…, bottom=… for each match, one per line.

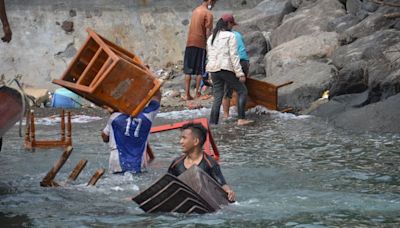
left=183, top=46, right=206, bottom=76
left=224, top=60, right=250, bottom=98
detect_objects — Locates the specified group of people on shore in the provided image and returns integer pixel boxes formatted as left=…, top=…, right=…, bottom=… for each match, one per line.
left=184, top=0, right=253, bottom=126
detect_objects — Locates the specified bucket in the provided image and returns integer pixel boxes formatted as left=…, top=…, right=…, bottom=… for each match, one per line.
left=51, top=88, right=82, bottom=108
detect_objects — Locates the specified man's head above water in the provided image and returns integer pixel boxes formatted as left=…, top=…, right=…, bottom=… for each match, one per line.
left=180, top=123, right=207, bottom=154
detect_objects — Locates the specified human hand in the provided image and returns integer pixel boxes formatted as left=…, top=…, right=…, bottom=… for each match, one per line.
left=102, top=105, right=115, bottom=114
left=2, top=25, right=11, bottom=43
left=222, top=185, right=236, bottom=202
left=239, top=76, right=246, bottom=83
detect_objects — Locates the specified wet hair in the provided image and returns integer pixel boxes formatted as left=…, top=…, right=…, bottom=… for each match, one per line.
left=211, top=18, right=229, bottom=45
left=181, top=123, right=207, bottom=147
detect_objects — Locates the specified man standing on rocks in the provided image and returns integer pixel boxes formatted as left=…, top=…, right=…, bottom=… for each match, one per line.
left=0, top=0, right=12, bottom=43
left=183, top=0, right=217, bottom=100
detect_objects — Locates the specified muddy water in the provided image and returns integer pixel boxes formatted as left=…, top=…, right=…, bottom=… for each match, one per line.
left=1, top=108, right=399, bottom=227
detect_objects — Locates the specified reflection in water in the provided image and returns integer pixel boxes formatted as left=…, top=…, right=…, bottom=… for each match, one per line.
left=0, top=107, right=399, bottom=226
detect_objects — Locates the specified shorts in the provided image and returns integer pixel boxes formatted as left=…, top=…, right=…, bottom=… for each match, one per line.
left=183, top=46, right=206, bottom=76
left=224, top=60, right=250, bottom=99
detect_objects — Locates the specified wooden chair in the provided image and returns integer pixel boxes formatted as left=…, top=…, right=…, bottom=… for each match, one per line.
left=53, top=28, right=162, bottom=116
left=232, top=78, right=293, bottom=112
left=25, top=109, right=72, bottom=150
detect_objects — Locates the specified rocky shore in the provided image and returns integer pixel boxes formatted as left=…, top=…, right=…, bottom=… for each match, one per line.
left=2, top=0, right=399, bottom=133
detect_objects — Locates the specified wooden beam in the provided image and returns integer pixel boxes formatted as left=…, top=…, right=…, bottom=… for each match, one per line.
left=87, top=168, right=105, bottom=186
left=66, top=159, right=88, bottom=182
left=40, top=146, right=73, bottom=187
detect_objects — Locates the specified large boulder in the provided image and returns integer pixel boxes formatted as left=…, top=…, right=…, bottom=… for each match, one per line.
left=235, top=0, right=295, bottom=33
left=346, top=0, right=369, bottom=20
left=339, top=6, right=400, bottom=44
left=332, top=29, right=400, bottom=102
left=329, top=60, right=368, bottom=97
left=332, top=29, right=400, bottom=69
left=270, top=0, right=345, bottom=47
left=327, top=14, right=362, bottom=33
left=265, top=31, right=339, bottom=78
left=312, top=92, right=400, bottom=133
left=264, top=60, right=336, bottom=110
left=244, top=31, right=269, bottom=76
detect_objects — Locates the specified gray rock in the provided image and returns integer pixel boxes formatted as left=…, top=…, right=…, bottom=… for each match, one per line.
left=270, top=0, right=345, bottom=47
left=290, top=0, right=317, bottom=9
left=265, top=31, right=339, bottom=78
left=339, top=6, right=400, bottom=45
left=329, top=61, right=368, bottom=98
left=264, top=60, right=336, bottom=110
left=332, top=29, right=400, bottom=69
left=313, top=92, right=400, bottom=133
left=61, top=21, right=74, bottom=33
left=327, top=14, right=361, bottom=33
left=245, top=31, right=268, bottom=59
left=235, top=0, right=295, bottom=33
left=346, top=0, right=369, bottom=20
left=243, top=31, right=268, bottom=76
left=362, top=0, right=379, bottom=13
left=333, top=29, right=400, bottom=104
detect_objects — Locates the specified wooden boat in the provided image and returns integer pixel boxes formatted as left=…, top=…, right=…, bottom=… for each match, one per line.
left=132, top=166, right=230, bottom=214
left=0, top=85, right=26, bottom=138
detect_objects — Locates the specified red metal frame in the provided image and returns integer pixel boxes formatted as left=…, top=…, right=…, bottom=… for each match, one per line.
left=149, top=118, right=220, bottom=161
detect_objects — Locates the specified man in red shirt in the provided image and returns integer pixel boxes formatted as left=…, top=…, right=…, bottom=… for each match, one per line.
left=183, top=0, right=217, bottom=100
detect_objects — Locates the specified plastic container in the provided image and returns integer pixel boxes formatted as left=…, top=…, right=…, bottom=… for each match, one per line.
left=51, top=88, right=82, bottom=108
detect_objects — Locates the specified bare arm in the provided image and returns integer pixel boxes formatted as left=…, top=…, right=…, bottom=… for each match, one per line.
left=205, top=13, right=213, bottom=38
left=152, top=89, right=162, bottom=103
left=0, top=0, right=12, bottom=43
left=101, top=132, right=109, bottom=143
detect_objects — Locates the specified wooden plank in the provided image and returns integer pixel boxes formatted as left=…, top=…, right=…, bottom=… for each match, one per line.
left=40, top=146, right=73, bottom=187
left=67, top=159, right=88, bottom=182
left=87, top=168, right=105, bottom=186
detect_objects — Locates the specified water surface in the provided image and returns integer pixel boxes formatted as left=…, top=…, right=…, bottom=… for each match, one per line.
left=1, top=108, right=399, bottom=227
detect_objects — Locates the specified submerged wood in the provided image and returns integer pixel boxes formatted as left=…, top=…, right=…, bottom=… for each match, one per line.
left=178, top=166, right=230, bottom=210
left=40, top=146, right=73, bottom=187
left=87, top=168, right=105, bottom=186
left=132, top=166, right=230, bottom=214
left=25, top=110, right=72, bottom=150
left=66, top=159, right=87, bottom=182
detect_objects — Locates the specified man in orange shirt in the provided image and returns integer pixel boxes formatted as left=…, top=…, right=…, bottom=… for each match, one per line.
left=183, top=0, right=217, bottom=100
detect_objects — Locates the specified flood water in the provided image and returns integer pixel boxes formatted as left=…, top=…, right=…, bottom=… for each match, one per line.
left=1, top=107, right=399, bottom=227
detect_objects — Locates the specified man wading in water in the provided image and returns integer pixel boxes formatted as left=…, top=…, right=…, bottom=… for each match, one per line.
left=168, top=122, right=236, bottom=202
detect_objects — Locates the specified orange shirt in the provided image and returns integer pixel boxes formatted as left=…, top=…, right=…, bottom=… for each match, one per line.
left=186, top=4, right=213, bottom=49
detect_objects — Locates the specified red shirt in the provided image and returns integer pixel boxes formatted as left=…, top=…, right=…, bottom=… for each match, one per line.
left=186, top=4, right=213, bottom=49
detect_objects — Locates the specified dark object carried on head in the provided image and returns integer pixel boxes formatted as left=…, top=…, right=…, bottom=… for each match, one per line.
left=132, top=166, right=230, bottom=214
